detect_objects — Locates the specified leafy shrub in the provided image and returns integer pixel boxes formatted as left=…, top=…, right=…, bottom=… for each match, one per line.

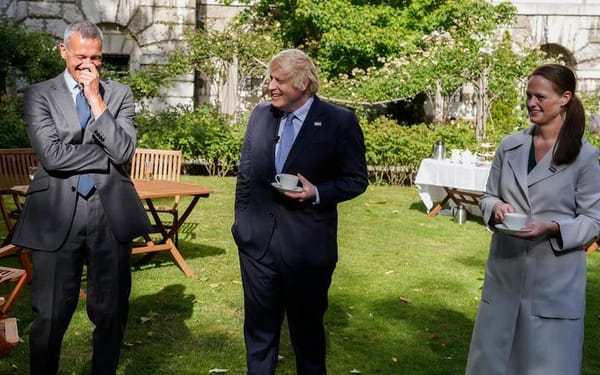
left=0, top=95, right=29, bottom=148
left=136, top=106, right=507, bottom=183
left=136, top=105, right=244, bottom=176
left=0, top=18, right=63, bottom=95
left=361, top=116, right=478, bottom=184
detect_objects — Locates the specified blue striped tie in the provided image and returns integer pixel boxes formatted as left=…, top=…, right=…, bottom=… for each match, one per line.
left=76, top=89, right=94, bottom=196
left=276, top=114, right=295, bottom=173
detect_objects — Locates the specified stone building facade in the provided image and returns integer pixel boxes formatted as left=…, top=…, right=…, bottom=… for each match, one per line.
left=497, top=0, right=600, bottom=91
left=3, top=0, right=600, bottom=113
left=0, top=0, right=247, bottom=111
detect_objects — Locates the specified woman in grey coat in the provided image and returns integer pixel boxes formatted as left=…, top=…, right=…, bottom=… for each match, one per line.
left=465, top=64, right=600, bottom=375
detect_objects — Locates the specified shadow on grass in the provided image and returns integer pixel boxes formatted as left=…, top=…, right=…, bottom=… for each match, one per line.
left=409, top=201, right=429, bottom=214
left=131, top=241, right=226, bottom=274
left=454, top=255, right=487, bottom=269
left=119, top=284, right=195, bottom=373
left=323, top=294, right=475, bottom=374
left=408, top=201, right=486, bottom=225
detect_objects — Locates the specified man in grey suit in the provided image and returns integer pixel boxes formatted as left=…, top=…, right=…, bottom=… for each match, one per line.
left=11, top=21, right=152, bottom=375
left=232, top=49, right=368, bottom=374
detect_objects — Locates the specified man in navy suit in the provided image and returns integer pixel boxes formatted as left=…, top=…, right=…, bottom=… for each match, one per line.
left=12, top=21, right=151, bottom=374
left=231, top=49, right=368, bottom=374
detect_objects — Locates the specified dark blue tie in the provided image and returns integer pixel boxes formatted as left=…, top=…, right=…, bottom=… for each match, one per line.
left=276, top=114, right=295, bottom=173
left=76, top=89, right=94, bottom=196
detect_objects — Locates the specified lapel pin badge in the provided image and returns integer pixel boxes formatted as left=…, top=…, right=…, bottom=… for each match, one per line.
left=549, top=166, right=556, bottom=173
left=314, top=122, right=322, bottom=127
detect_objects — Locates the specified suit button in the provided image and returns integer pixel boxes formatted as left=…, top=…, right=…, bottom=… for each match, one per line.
left=71, top=186, right=76, bottom=192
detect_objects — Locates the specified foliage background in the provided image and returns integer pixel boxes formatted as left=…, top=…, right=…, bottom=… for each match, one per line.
left=1, top=2, right=600, bottom=184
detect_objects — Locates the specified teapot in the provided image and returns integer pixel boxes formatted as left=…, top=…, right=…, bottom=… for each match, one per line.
left=431, top=140, right=446, bottom=160
left=461, top=149, right=475, bottom=164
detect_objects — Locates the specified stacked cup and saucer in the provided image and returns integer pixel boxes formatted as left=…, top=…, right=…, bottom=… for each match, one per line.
left=494, top=212, right=531, bottom=235
left=272, top=173, right=303, bottom=193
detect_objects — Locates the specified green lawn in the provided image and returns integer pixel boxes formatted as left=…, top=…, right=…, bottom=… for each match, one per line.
left=1, top=176, right=600, bottom=374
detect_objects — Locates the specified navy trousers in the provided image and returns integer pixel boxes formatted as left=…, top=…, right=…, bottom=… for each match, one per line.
left=239, top=229, right=335, bottom=375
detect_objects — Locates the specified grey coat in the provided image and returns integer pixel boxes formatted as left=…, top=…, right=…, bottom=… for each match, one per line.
left=466, top=126, right=600, bottom=375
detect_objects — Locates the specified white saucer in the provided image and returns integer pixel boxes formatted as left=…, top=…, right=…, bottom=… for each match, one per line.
left=271, top=182, right=303, bottom=193
left=494, top=223, right=532, bottom=235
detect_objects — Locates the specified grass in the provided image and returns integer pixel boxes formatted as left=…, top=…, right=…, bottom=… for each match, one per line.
left=1, top=175, right=600, bottom=374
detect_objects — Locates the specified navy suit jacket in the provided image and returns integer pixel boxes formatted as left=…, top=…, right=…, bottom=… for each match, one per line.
left=232, top=96, right=368, bottom=267
left=12, top=73, right=152, bottom=251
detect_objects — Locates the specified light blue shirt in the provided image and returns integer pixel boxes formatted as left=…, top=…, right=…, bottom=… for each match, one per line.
left=63, top=70, right=81, bottom=104
left=275, top=96, right=314, bottom=150
left=275, top=97, right=320, bottom=204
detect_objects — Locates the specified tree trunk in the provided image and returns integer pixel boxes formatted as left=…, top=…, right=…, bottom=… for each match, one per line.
left=476, top=68, right=489, bottom=140
left=433, top=79, right=444, bottom=124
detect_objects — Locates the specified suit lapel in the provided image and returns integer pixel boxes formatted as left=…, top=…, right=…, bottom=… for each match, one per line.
left=270, top=106, right=284, bottom=173
left=51, top=76, right=81, bottom=139
left=503, top=126, right=569, bottom=210
left=504, top=128, right=531, bottom=208
left=527, top=145, right=567, bottom=186
left=282, top=97, right=322, bottom=171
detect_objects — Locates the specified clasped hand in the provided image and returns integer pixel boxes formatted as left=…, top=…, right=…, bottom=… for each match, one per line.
left=77, top=62, right=106, bottom=117
left=284, top=173, right=316, bottom=203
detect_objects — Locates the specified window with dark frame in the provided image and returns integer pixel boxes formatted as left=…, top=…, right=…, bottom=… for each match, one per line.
left=102, top=54, right=130, bottom=77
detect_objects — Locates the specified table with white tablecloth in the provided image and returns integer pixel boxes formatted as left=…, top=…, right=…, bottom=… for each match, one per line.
left=414, top=158, right=491, bottom=217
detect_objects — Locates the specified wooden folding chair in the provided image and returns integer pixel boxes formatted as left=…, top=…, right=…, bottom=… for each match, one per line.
left=0, top=148, right=38, bottom=245
left=0, top=244, right=30, bottom=316
left=0, top=317, right=18, bottom=358
left=0, top=245, right=23, bottom=358
left=586, top=239, right=598, bottom=254
left=131, top=149, right=183, bottom=243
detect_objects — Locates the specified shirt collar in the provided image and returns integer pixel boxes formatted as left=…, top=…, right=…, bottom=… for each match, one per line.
left=63, top=70, right=79, bottom=93
left=289, top=96, right=314, bottom=123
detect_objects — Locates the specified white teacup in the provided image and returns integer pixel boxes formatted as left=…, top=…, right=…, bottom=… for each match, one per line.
left=503, top=212, right=527, bottom=230
left=275, top=173, right=299, bottom=189
left=450, top=149, right=461, bottom=163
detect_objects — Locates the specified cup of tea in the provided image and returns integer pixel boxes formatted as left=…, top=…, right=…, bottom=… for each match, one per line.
left=275, top=173, right=299, bottom=190
left=503, top=212, right=528, bottom=230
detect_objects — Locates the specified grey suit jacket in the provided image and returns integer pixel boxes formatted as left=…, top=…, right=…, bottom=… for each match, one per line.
left=12, top=73, right=152, bottom=251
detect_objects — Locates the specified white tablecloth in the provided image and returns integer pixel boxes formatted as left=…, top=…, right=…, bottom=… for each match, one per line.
left=414, top=158, right=491, bottom=216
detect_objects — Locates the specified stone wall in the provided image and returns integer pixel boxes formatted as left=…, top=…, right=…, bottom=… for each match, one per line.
left=0, top=0, right=247, bottom=111
left=495, top=0, right=600, bottom=91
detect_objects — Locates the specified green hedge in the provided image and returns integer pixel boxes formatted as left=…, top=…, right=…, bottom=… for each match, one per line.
left=0, top=95, right=29, bottom=148
left=360, top=117, right=482, bottom=184
left=134, top=105, right=514, bottom=184
left=8, top=98, right=600, bottom=184
left=135, top=105, right=245, bottom=176
left=135, top=107, right=523, bottom=184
